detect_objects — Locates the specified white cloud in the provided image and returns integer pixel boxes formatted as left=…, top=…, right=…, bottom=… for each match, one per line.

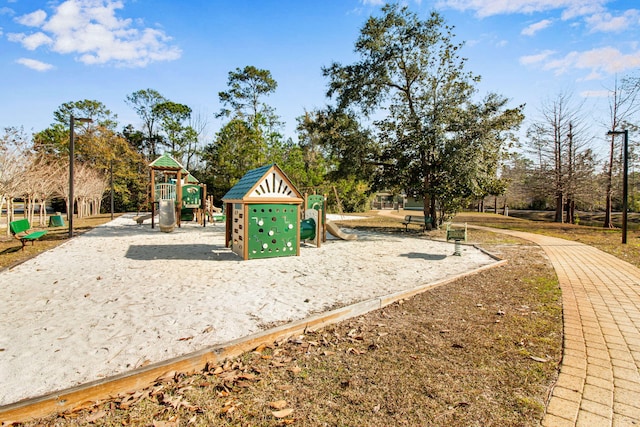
left=16, top=58, right=54, bottom=71
left=521, top=19, right=552, bottom=36
left=9, top=0, right=181, bottom=67
left=15, top=9, right=47, bottom=27
left=360, top=0, right=385, bottom=5
left=8, top=31, right=53, bottom=50
left=519, top=49, right=555, bottom=65
left=585, top=10, right=640, bottom=33
left=437, top=0, right=606, bottom=19
left=580, top=89, right=610, bottom=98
left=523, top=46, right=640, bottom=79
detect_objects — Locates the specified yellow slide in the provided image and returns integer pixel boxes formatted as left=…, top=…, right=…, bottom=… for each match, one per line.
left=326, top=220, right=357, bottom=240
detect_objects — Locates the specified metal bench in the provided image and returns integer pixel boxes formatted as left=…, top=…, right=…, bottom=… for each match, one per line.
left=402, top=215, right=432, bottom=232
left=9, top=218, right=48, bottom=251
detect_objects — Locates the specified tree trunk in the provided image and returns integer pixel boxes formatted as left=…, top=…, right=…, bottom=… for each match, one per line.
left=604, top=135, right=615, bottom=228
left=565, top=198, right=574, bottom=224
left=554, top=191, right=563, bottom=223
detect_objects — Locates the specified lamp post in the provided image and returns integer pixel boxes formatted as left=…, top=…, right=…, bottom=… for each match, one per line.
left=607, top=129, right=629, bottom=244
left=69, top=116, right=93, bottom=238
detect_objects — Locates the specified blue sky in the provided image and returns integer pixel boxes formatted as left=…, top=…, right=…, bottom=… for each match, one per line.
left=1, top=0, right=638, bottom=152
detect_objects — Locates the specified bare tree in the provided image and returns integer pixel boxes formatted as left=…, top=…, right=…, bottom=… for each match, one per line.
left=603, top=76, right=640, bottom=228
left=526, top=92, right=592, bottom=223
left=0, top=127, right=30, bottom=236
left=185, top=109, right=209, bottom=171
left=74, top=164, right=108, bottom=218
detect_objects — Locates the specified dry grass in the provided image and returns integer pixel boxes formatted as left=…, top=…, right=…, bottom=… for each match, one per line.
left=4, top=211, right=573, bottom=427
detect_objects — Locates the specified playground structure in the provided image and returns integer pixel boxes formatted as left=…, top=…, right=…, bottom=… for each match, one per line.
left=303, top=193, right=357, bottom=243
left=222, top=164, right=305, bottom=260
left=146, top=154, right=208, bottom=231
left=221, top=164, right=356, bottom=260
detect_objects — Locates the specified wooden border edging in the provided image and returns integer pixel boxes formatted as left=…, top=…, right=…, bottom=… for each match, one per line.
left=0, top=257, right=507, bottom=424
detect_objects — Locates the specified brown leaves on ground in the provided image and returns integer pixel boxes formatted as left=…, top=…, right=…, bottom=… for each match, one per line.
left=14, top=232, right=562, bottom=427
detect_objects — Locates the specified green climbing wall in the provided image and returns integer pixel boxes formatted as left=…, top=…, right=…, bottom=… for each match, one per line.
left=247, top=203, right=299, bottom=259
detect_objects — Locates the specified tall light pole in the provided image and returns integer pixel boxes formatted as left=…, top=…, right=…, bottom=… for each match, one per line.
left=69, top=116, right=93, bottom=238
left=607, top=129, right=629, bottom=244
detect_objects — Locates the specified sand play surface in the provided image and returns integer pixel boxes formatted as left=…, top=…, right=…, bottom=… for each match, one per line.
left=0, top=213, right=498, bottom=406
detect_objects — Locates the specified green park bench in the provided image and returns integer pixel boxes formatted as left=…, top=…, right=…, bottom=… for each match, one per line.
left=9, top=218, right=48, bottom=251
left=402, top=215, right=433, bottom=232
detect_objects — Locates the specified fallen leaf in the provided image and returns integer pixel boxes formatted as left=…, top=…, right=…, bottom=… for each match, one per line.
left=238, top=373, right=258, bottom=381
left=85, top=410, right=106, bottom=423
left=530, top=356, right=549, bottom=363
left=270, top=400, right=288, bottom=410
left=272, top=408, right=294, bottom=418
left=178, top=336, right=193, bottom=341
left=290, top=366, right=302, bottom=374
left=202, top=326, right=214, bottom=334
left=155, top=371, right=177, bottom=383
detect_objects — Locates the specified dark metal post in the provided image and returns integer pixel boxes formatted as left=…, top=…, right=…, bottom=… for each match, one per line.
left=623, top=129, right=629, bottom=244
left=68, top=116, right=75, bottom=238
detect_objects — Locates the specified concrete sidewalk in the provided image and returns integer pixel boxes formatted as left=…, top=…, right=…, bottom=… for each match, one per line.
left=479, top=227, right=640, bottom=426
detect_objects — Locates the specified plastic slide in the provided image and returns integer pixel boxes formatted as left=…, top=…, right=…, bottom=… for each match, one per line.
left=326, top=220, right=357, bottom=240
left=158, top=200, right=176, bottom=233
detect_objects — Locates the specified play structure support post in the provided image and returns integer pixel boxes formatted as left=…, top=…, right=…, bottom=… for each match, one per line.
left=317, top=208, right=323, bottom=248
left=176, top=170, right=182, bottom=228
left=150, top=169, right=156, bottom=229
left=201, top=184, right=207, bottom=227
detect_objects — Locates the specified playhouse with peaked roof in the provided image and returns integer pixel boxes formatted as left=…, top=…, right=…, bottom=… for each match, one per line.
left=148, top=153, right=206, bottom=228
left=222, top=164, right=304, bottom=260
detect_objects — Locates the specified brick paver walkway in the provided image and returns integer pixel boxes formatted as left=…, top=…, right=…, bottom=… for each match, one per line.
left=482, top=228, right=640, bottom=426
left=377, top=212, right=640, bottom=425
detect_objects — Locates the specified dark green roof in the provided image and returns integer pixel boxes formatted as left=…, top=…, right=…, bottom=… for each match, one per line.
left=149, top=153, right=184, bottom=170
left=222, top=164, right=274, bottom=201
left=184, top=173, right=199, bottom=183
